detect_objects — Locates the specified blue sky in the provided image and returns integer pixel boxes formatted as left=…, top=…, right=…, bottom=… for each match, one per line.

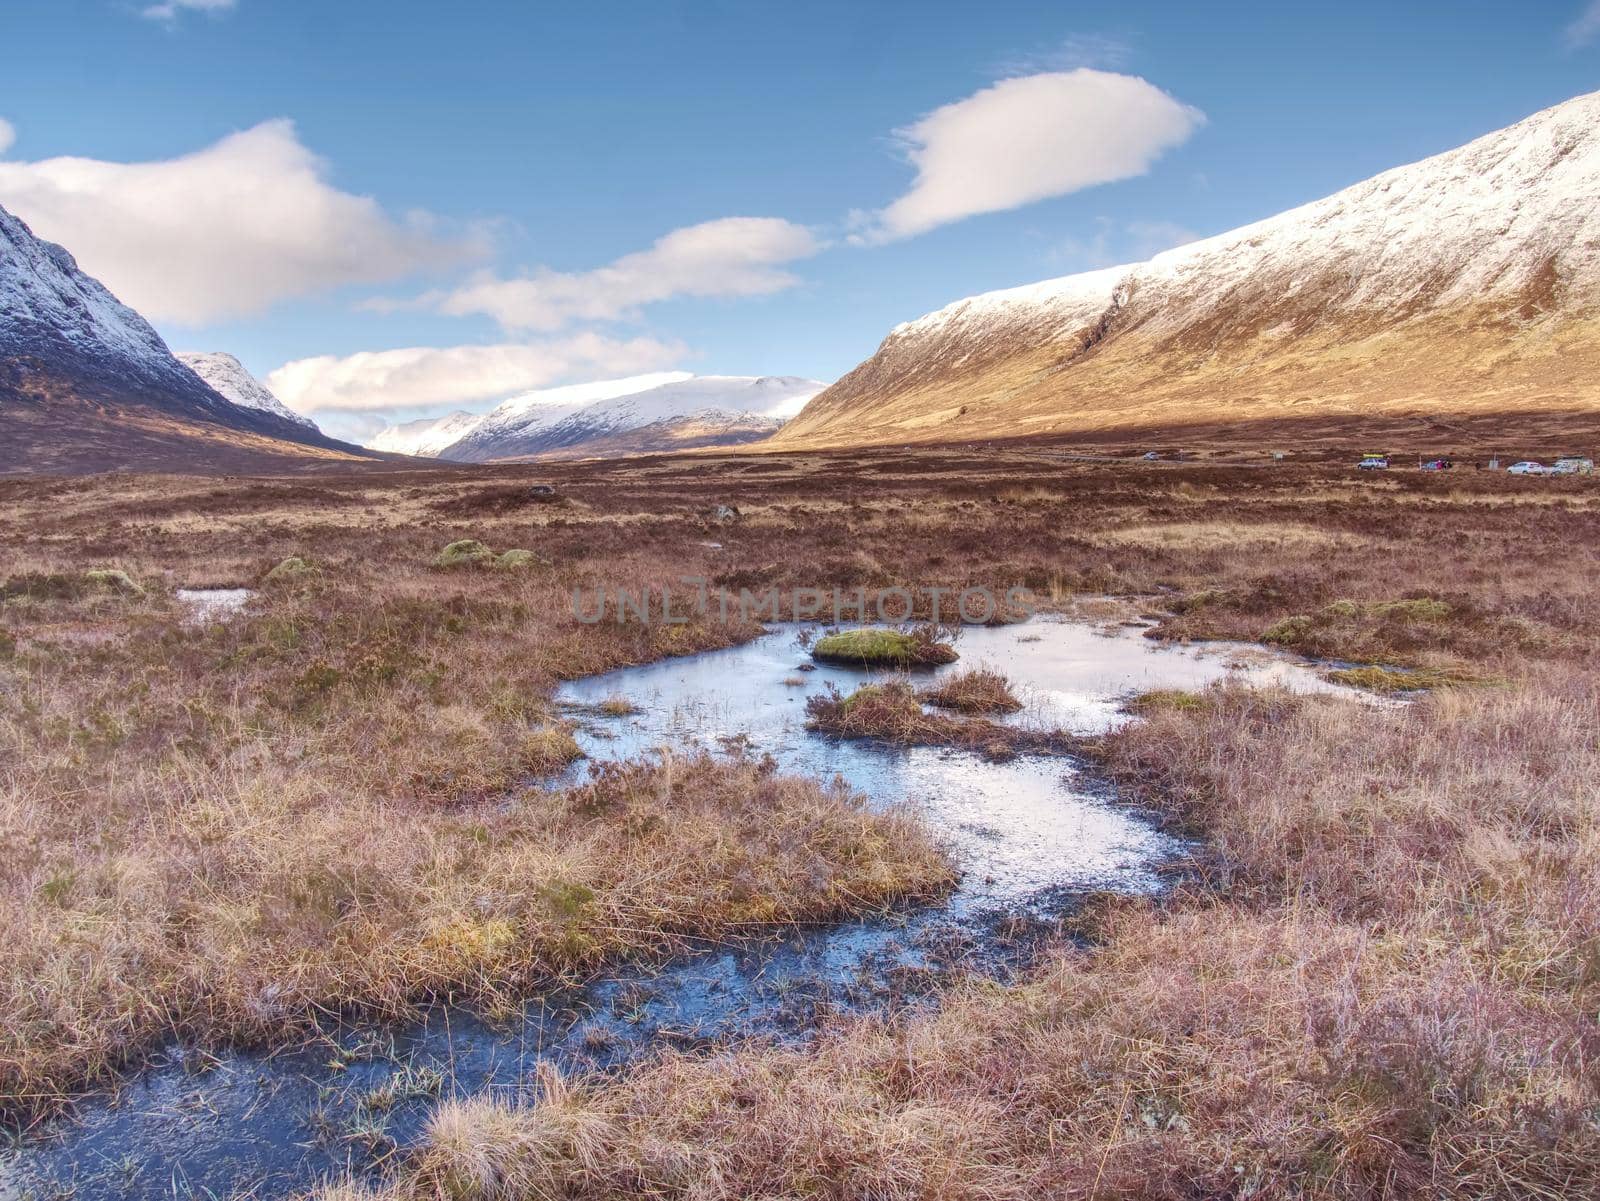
left=2, top=0, right=1598, bottom=441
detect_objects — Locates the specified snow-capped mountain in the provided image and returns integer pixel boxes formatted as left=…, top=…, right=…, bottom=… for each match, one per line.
left=366, top=410, right=481, bottom=457
left=775, top=90, right=1600, bottom=450
left=177, top=351, right=318, bottom=431
left=368, top=373, right=827, bottom=462
left=1, top=202, right=238, bottom=414
left=1, top=201, right=362, bottom=472
left=448, top=374, right=826, bottom=462
left=433, top=372, right=694, bottom=462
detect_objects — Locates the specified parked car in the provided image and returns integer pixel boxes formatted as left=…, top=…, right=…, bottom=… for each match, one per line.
left=1507, top=461, right=1552, bottom=476
left=1552, top=457, right=1595, bottom=475
left=1419, top=458, right=1454, bottom=471
left=1357, top=455, right=1389, bottom=470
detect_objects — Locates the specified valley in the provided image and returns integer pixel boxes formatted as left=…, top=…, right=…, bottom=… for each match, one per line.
left=2, top=447, right=1598, bottom=1197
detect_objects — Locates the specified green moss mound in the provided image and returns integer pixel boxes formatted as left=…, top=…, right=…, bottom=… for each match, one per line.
left=493, top=549, right=541, bottom=570
left=1127, top=688, right=1209, bottom=714
left=83, top=569, right=144, bottom=597
left=264, top=556, right=317, bottom=584
left=811, top=628, right=959, bottom=668
left=433, top=539, right=496, bottom=569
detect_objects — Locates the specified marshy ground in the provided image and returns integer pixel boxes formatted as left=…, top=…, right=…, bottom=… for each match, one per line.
left=3, top=441, right=1599, bottom=1198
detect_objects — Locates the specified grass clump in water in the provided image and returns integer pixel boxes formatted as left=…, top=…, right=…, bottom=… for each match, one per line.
left=1127, top=688, right=1209, bottom=714
left=811, top=625, right=958, bottom=668
left=918, top=668, right=1021, bottom=714
left=806, top=680, right=1066, bottom=758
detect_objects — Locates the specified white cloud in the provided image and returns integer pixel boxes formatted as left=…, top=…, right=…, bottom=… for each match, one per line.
left=265, top=333, right=688, bottom=415
left=0, top=119, right=14, bottom=156
left=1566, top=1, right=1600, bottom=48
left=141, top=0, right=235, bottom=21
left=418, top=216, right=820, bottom=332
left=0, top=119, right=482, bottom=324
left=856, top=69, right=1204, bottom=243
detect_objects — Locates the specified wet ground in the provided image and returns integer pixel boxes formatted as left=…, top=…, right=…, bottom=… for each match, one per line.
left=173, top=587, right=255, bottom=624
left=1, top=619, right=1343, bottom=1200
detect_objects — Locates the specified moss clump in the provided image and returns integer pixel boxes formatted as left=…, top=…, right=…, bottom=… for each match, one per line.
left=1174, top=588, right=1230, bottom=614
left=493, top=549, right=542, bottom=570
left=1263, top=615, right=1315, bottom=646
left=811, top=627, right=959, bottom=668
left=1127, top=688, right=1209, bottom=714
left=263, top=556, right=316, bottom=584
left=83, top=569, right=144, bottom=597
left=433, top=539, right=496, bottom=569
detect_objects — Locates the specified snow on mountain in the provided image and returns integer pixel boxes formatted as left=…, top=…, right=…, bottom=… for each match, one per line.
left=435, top=373, right=826, bottom=462
left=776, top=90, right=1600, bottom=449
left=0, top=202, right=234, bottom=413
left=1, top=200, right=368, bottom=472
left=436, top=372, right=692, bottom=461
left=177, top=351, right=318, bottom=430
left=365, top=410, right=482, bottom=457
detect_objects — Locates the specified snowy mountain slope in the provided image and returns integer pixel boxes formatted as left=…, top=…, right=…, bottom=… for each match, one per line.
left=435, top=372, right=692, bottom=461
left=775, top=90, right=1600, bottom=450
left=366, top=410, right=482, bottom=457
left=0, top=203, right=236, bottom=411
left=177, top=352, right=318, bottom=430
left=1, top=201, right=368, bottom=472
left=433, top=374, right=826, bottom=462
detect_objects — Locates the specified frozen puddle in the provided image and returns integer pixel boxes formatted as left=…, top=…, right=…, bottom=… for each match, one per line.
left=2, top=619, right=1345, bottom=1200
left=175, top=587, right=254, bottom=623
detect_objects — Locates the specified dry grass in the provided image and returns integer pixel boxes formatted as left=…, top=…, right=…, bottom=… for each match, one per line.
left=322, top=679, right=1600, bottom=1201
left=0, top=738, right=950, bottom=1124
left=918, top=667, right=1022, bottom=713
left=6, top=452, right=1600, bottom=1195
left=805, top=679, right=1064, bottom=758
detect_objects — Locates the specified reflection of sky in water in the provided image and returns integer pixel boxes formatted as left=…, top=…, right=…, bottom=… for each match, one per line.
left=5, top=620, right=1343, bottom=1201
left=561, top=619, right=1341, bottom=905
left=174, top=587, right=254, bottom=623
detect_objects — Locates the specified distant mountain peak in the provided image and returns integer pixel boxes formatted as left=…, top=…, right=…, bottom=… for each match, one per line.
left=366, top=410, right=482, bottom=458
left=177, top=351, right=318, bottom=430
left=366, top=373, right=828, bottom=462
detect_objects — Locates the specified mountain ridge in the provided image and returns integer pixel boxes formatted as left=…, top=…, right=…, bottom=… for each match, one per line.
left=1, top=202, right=375, bottom=474
left=368, top=374, right=827, bottom=462
left=772, top=90, right=1600, bottom=451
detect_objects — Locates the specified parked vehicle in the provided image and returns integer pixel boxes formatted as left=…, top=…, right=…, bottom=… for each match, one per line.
left=1507, top=461, right=1552, bottom=476
left=1357, top=454, right=1389, bottom=470
left=1552, top=457, right=1595, bottom=475
left=1419, top=458, right=1454, bottom=471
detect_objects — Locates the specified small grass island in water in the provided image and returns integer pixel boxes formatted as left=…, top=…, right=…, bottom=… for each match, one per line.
left=810, top=626, right=960, bottom=668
